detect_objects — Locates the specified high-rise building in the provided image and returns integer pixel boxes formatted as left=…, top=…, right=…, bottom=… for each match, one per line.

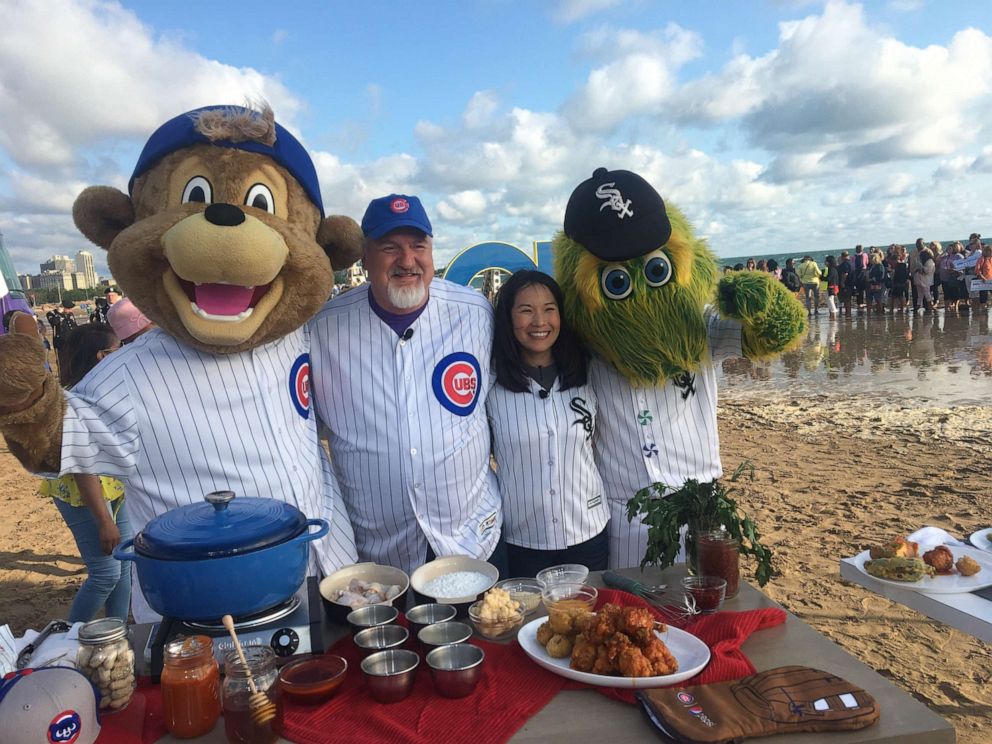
left=36, top=271, right=73, bottom=290
left=41, top=255, right=75, bottom=274
left=76, top=250, right=98, bottom=289
left=71, top=272, right=89, bottom=290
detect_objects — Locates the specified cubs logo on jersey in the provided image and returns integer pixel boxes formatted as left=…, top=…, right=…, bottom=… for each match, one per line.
left=48, top=711, right=82, bottom=744
left=289, top=353, right=311, bottom=418
left=432, top=352, right=481, bottom=416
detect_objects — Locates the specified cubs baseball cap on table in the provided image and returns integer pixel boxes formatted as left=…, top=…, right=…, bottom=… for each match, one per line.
left=361, top=194, right=433, bottom=239
left=0, top=667, right=101, bottom=744
left=564, top=167, right=672, bottom=262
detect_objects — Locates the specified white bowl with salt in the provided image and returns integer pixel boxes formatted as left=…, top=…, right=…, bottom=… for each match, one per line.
left=411, top=555, right=499, bottom=612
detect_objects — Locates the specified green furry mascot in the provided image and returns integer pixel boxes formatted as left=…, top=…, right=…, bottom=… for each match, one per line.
left=555, top=168, right=805, bottom=568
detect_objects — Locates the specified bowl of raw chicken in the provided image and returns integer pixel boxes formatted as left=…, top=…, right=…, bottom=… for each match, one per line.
left=319, top=562, right=410, bottom=622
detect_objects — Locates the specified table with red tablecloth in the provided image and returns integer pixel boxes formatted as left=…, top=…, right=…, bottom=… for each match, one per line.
left=117, top=566, right=954, bottom=744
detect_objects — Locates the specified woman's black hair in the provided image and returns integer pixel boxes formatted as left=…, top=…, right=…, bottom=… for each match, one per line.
left=766, top=259, right=779, bottom=272
left=492, top=270, right=588, bottom=393
left=825, top=254, right=836, bottom=267
left=733, top=263, right=744, bottom=271
left=59, top=323, right=118, bottom=389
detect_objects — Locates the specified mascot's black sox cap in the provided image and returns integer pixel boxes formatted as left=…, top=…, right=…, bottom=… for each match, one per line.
left=564, top=167, right=672, bottom=262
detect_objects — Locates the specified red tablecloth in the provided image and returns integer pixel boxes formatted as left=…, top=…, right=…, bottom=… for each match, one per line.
left=113, top=590, right=786, bottom=744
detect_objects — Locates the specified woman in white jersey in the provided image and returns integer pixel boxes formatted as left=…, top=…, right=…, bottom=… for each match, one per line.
left=487, top=270, right=609, bottom=577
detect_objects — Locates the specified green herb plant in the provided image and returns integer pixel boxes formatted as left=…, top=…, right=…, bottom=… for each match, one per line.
left=625, top=461, right=775, bottom=586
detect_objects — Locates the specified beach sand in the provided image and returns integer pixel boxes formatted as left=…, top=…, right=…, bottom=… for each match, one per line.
left=1, top=396, right=990, bottom=741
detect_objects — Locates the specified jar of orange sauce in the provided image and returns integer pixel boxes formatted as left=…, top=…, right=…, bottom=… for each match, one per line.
left=161, top=635, right=221, bottom=738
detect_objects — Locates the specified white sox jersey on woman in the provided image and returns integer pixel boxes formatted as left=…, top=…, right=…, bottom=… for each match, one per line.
left=487, top=379, right=607, bottom=550
left=591, top=309, right=743, bottom=569
left=309, top=280, right=501, bottom=575
left=58, top=327, right=358, bottom=622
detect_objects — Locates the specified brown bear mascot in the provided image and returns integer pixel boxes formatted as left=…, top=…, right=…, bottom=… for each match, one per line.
left=0, top=104, right=362, bottom=621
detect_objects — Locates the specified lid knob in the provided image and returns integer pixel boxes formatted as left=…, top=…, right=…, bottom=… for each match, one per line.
left=204, top=490, right=236, bottom=511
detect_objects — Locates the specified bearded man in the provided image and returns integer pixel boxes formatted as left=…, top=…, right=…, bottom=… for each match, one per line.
left=308, top=194, right=507, bottom=577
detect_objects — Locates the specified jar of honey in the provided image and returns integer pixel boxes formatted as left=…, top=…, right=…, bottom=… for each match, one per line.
left=696, top=530, right=741, bottom=599
left=161, top=635, right=221, bottom=738
left=222, top=646, right=281, bottom=744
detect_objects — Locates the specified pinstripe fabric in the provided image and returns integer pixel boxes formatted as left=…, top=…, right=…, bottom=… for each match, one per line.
left=308, top=280, right=501, bottom=575
left=487, top=380, right=607, bottom=550
left=592, top=308, right=743, bottom=569
left=59, top=327, right=359, bottom=622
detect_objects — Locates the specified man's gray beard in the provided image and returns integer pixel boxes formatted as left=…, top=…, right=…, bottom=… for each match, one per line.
left=387, top=281, right=426, bottom=310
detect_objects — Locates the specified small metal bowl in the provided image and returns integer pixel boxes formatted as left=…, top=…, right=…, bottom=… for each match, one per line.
left=417, top=621, right=473, bottom=653
left=406, top=603, right=457, bottom=639
left=361, top=649, right=420, bottom=704
left=346, top=604, right=399, bottom=636
left=426, top=643, right=485, bottom=699
left=354, top=624, right=409, bottom=657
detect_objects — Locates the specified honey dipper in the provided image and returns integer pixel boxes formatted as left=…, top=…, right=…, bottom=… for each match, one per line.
left=222, top=614, right=277, bottom=727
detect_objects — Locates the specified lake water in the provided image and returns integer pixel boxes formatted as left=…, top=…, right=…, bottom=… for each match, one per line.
left=716, top=310, right=992, bottom=407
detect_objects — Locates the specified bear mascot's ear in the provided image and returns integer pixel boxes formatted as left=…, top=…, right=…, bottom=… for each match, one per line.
left=72, top=186, right=136, bottom=251
left=317, top=215, right=364, bottom=271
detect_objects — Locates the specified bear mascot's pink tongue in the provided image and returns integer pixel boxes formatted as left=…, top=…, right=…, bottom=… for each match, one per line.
left=181, top=281, right=271, bottom=318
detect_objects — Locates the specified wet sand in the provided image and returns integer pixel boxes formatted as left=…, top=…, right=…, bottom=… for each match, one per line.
left=2, top=310, right=991, bottom=741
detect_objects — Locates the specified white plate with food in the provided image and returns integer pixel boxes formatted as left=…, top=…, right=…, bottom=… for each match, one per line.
left=968, top=528, right=992, bottom=552
left=517, top=616, right=710, bottom=688
left=852, top=545, right=992, bottom=594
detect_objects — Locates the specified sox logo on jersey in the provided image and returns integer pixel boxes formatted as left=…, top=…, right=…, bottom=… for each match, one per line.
left=289, top=353, right=311, bottom=418
left=432, top=352, right=481, bottom=416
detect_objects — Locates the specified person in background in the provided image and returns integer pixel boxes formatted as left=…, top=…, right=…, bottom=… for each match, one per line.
left=889, top=245, right=910, bottom=313
left=487, top=270, right=608, bottom=576
left=914, top=244, right=936, bottom=315
left=909, top=239, right=926, bottom=312
left=767, top=258, right=782, bottom=280
left=733, top=262, right=745, bottom=272
left=797, top=255, right=822, bottom=316
left=39, top=323, right=132, bottom=621
left=929, top=241, right=943, bottom=309
left=967, top=233, right=983, bottom=258
left=106, top=298, right=155, bottom=344
left=780, top=258, right=802, bottom=294
left=50, top=301, right=77, bottom=353
left=867, top=253, right=887, bottom=314
left=745, top=258, right=757, bottom=271
left=852, top=245, right=869, bottom=309
left=836, top=251, right=854, bottom=317
left=755, top=259, right=767, bottom=272
left=824, top=255, right=840, bottom=319
left=973, top=243, right=992, bottom=311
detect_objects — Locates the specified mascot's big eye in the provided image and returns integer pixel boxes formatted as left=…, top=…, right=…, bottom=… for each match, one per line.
left=600, top=264, right=633, bottom=300
left=643, top=250, right=673, bottom=288
left=182, top=176, right=212, bottom=204
left=245, top=183, right=276, bottom=214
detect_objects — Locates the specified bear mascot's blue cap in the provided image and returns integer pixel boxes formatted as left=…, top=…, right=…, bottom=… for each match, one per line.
left=128, top=105, right=324, bottom=217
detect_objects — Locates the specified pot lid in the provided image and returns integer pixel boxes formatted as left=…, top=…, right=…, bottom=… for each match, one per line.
left=135, top=491, right=307, bottom=560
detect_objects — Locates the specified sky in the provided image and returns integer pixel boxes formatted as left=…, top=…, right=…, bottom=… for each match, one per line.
left=2, top=0, right=992, bottom=280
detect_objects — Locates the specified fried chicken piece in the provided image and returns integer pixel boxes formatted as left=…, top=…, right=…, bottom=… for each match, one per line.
left=569, top=633, right=597, bottom=672
left=588, top=604, right=622, bottom=644
left=620, top=606, right=656, bottom=645
left=923, top=545, right=954, bottom=575
left=592, top=643, right=617, bottom=675
left=956, top=556, right=981, bottom=576
left=548, top=608, right=575, bottom=635
left=536, top=621, right=554, bottom=646
left=618, top=644, right=654, bottom=677
left=572, top=611, right=596, bottom=634
left=641, top=636, right=679, bottom=676
left=546, top=633, right=574, bottom=659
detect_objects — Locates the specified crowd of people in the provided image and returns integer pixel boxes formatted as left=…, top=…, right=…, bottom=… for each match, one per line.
left=728, top=233, right=992, bottom=319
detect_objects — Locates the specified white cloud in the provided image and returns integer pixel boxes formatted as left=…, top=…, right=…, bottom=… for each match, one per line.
left=553, top=0, right=622, bottom=25
left=0, top=0, right=303, bottom=169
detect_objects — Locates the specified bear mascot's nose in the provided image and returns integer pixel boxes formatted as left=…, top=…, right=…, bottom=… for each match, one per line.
left=204, top=203, right=246, bottom=227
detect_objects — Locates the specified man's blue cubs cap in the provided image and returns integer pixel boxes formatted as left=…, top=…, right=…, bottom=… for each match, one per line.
left=128, top=105, right=324, bottom=217
left=361, top=194, right=433, bottom=239
left=0, top=667, right=101, bottom=744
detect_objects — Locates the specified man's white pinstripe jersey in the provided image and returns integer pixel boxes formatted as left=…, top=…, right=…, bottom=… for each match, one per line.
left=58, top=327, right=358, bottom=622
left=308, top=280, right=501, bottom=575
left=487, top=378, right=607, bottom=550
left=591, top=308, right=743, bottom=569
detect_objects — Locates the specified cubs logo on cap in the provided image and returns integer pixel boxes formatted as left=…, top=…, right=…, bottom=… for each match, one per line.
left=564, top=167, right=672, bottom=262
left=676, top=692, right=695, bottom=705
left=0, top=668, right=100, bottom=744
left=289, top=354, right=311, bottom=419
left=432, top=352, right=481, bottom=416
left=361, top=193, right=434, bottom=239
left=49, top=711, right=83, bottom=744
left=391, top=198, right=410, bottom=213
